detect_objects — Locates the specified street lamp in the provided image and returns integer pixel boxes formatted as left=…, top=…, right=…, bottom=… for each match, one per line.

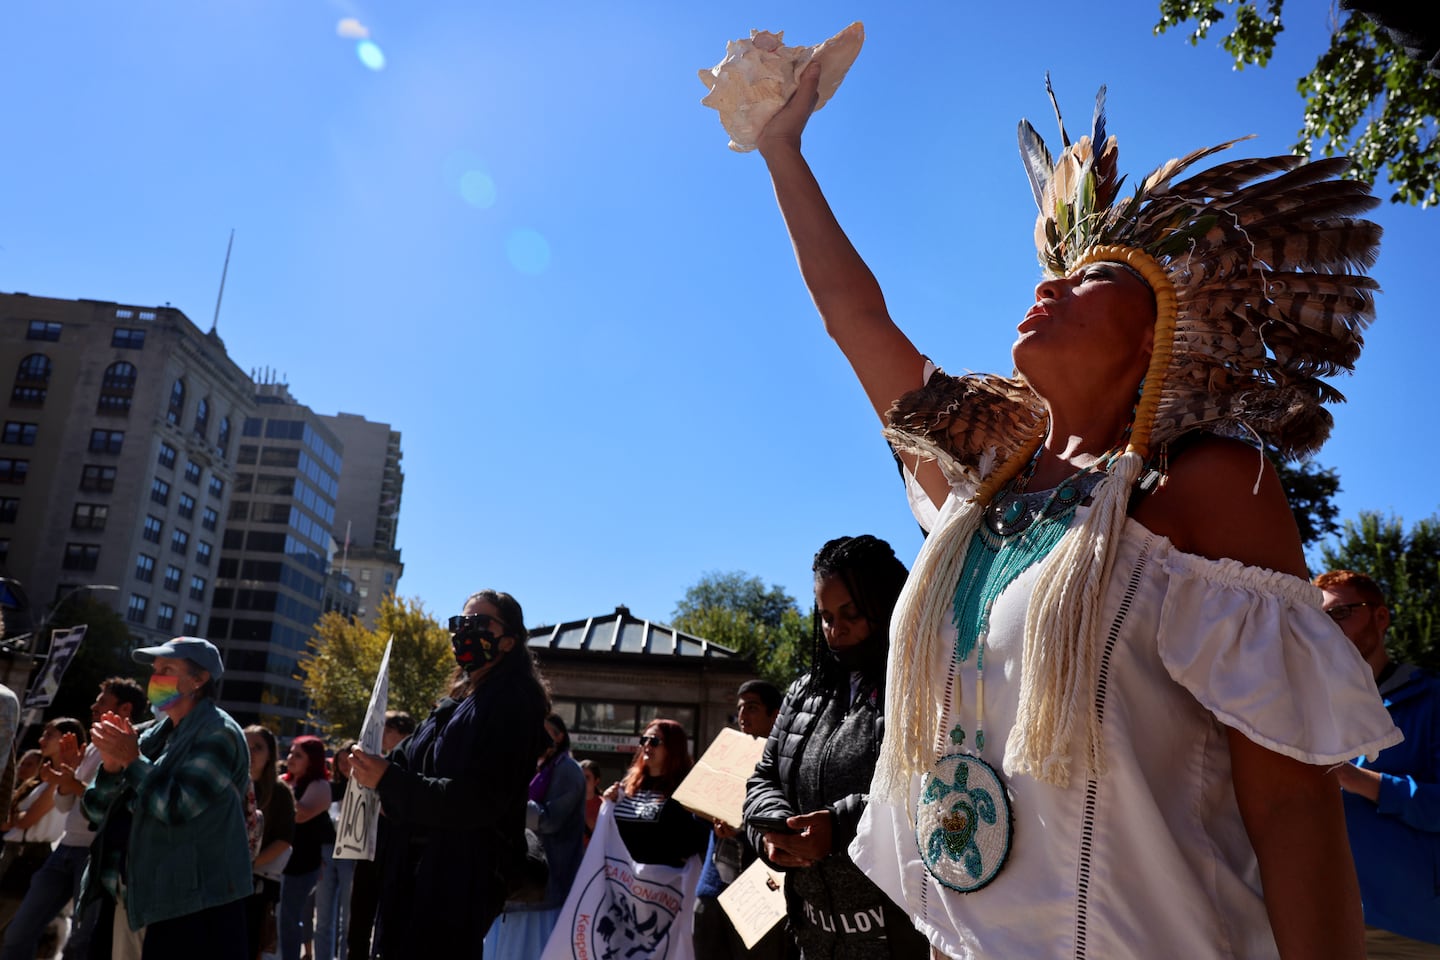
left=0, top=578, right=119, bottom=655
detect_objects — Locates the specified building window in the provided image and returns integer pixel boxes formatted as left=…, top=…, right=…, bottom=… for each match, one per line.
left=63, top=543, right=101, bottom=571
left=384, top=571, right=394, bottom=586
left=208, top=477, right=225, bottom=499
left=201, top=507, right=218, bottom=532
left=0, top=498, right=16, bottom=523
left=182, top=612, right=200, bottom=634
left=166, top=379, right=185, bottom=425
left=217, top=417, right=231, bottom=456
left=189, top=576, right=206, bottom=602
left=11, top=354, right=51, bottom=406
left=157, top=443, right=176, bottom=470
left=112, top=328, right=146, bottom=350
left=135, top=553, right=156, bottom=583
left=142, top=515, right=163, bottom=543
left=26, top=320, right=61, bottom=341
left=2, top=422, right=37, bottom=446
left=177, top=493, right=196, bottom=520
left=228, top=501, right=248, bottom=521
left=163, top=565, right=182, bottom=592
left=194, top=398, right=210, bottom=440
left=126, top=594, right=148, bottom=624
left=156, top=603, right=176, bottom=632
left=183, top=460, right=202, bottom=485
left=72, top=503, right=108, bottom=530
left=88, top=429, right=124, bottom=454
left=195, top=540, right=212, bottom=566
left=12, top=352, right=52, bottom=405
left=0, top=459, right=29, bottom=484
left=97, top=361, right=137, bottom=414
left=170, top=530, right=189, bottom=556
left=79, top=465, right=116, bottom=492
left=150, top=478, right=170, bottom=506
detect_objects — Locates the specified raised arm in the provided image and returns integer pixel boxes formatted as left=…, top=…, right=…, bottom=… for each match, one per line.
left=756, top=62, right=945, bottom=508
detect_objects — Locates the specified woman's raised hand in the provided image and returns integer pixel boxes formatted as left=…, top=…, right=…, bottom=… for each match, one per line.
left=756, top=61, right=822, bottom=157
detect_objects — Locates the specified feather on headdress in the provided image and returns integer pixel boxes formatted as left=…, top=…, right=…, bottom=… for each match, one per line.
left=873, top=80, right=1382, bottom=799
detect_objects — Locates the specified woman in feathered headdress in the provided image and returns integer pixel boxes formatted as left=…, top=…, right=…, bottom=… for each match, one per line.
left=745, top=61, right=1399, bottom=960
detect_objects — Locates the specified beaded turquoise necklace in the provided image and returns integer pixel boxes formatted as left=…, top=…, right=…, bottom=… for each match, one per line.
left=946, top=458, right=1107, bottom=752
left=916, top=457, right=1108, bottom=894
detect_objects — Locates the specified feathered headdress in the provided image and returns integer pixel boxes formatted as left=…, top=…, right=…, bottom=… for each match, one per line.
left=873, top=79, right=1382, bottom=798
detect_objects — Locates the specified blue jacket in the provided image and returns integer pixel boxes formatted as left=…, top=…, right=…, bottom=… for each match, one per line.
left=1344, top=663, right=1440, bottom=944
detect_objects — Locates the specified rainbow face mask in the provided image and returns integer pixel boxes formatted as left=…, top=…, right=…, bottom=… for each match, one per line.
left=147, top=675, right=184, bottom=713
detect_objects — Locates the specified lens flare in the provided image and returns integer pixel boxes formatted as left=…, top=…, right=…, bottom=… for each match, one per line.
left=505, top=229, right=551, bottom=276
left=459, top=171, right=496, bottom=209
left=337, top=18, right=369, bottom=39
left=357, top=41, right=386, bottom=71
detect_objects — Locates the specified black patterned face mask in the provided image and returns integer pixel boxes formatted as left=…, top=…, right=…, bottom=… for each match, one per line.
left=448, top=614, right=507, bottom=670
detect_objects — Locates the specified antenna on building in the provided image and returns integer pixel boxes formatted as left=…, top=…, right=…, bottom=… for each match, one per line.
left=211, top=229, right=235, bottom=335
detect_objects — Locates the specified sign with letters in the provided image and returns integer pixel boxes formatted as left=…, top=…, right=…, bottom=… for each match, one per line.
left=670, top=727, right=766, bottom=828
left=717, top=858, right=787, bottom=949
left=24, top=625, right=87, bottom=709
left=334, top=637, right=392, bottom=860
left=541, top=803, right=702, bottom=960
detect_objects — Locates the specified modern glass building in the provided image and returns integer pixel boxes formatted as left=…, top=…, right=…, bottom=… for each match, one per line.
left=209, top=380, right=343, bottom=735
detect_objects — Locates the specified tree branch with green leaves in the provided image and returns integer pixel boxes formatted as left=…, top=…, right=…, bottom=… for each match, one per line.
left=1156, top=0, right=1440, bottom=206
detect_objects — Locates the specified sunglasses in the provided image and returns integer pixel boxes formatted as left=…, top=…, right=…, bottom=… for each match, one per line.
left=448, top=613, right=506, bottom=635
left=637, top=735, right=663, bottom=747
left=1324, top=602, right=1373, bottom=623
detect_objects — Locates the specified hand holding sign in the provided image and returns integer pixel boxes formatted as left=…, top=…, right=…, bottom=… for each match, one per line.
left=334, top=638, right=392, bottom=861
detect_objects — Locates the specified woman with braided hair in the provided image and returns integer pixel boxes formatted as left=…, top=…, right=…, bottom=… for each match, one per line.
left=744, top=535, right=928, bottom=959
left=740, top=60, right=1402, bottom=960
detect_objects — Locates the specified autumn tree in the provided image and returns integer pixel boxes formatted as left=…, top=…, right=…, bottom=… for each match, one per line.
left=299, top=593, right=453, bottom=740
left=672, top=572, right=810, bottom=688
left=1320, top=511, right=1440, bottom=670
left=1155, top=1, right=1440, bottom=206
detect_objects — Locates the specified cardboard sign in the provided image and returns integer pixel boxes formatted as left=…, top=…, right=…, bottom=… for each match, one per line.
left=717, top=858, right=787, bottom=949
left=670, top=727, right=766, bottom=828
left=24, top=626, right=87, bottom=709
left=334, top=637, right=392, bottom=860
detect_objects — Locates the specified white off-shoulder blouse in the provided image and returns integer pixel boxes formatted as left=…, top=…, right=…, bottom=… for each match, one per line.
left=853, top=481, right=1401, bottom=960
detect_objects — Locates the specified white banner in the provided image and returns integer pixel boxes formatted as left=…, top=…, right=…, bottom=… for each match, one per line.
left=541, top=802, right=702, bottom=960
left=333, top=637, right=392, bottom=860
left=24, top=625, right=87, bottom=709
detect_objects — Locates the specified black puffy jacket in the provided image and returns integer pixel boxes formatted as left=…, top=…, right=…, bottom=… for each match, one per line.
left=744, top=669, right=926, bottom=959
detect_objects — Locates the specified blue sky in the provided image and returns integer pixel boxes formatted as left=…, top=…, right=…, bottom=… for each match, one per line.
left=2, top=1, right=1434, bottom=629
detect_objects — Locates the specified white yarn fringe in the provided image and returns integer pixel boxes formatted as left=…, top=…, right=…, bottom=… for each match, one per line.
left=874, top=451, right=1145, bottom=808
left=1005, top=450, right=1142, bottom=786
left=873, top=495, right=984, bottom=806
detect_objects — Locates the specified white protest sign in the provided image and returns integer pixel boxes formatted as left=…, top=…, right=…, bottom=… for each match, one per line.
left=334, top=637, right=392, bottom=860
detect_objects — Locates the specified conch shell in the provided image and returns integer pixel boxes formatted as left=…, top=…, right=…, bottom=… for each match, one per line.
left=698, top=22, right=864, bottom=153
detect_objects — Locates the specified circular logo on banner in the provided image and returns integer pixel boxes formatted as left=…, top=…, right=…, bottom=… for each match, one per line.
left=569, top=856, right=684, bottom=959
left=915, top=753, right=1012, bottom=892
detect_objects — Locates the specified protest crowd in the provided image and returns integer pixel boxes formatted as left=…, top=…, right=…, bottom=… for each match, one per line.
left=2, top=18, right=1440, bottom=960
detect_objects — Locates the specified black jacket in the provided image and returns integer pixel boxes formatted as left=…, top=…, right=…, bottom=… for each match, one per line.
left=375, top=659, right=548, bottom=958
left=744, top=669, right=926, bottom=959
